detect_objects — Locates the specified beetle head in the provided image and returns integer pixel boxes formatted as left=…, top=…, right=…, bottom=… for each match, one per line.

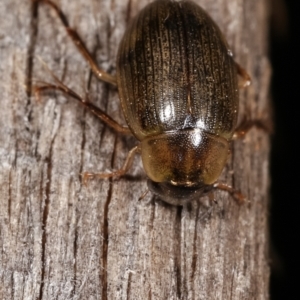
left=147, top=180, right=213, bottom=206
left=141, top=129, right=229, bottom=205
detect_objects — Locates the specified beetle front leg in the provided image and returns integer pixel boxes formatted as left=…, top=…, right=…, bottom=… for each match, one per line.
left=213, top=182, right=246, bottom=205
left=82, top=145, right=141, bottom=184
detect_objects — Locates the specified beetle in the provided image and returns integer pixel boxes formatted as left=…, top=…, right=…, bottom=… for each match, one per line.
left=36, top=0, right=254, bottom=206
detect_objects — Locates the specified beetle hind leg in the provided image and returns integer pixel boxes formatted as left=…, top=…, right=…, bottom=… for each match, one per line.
left=39, top=0, right=116, bottom=86
left=34, top=78, right=131, bottom=134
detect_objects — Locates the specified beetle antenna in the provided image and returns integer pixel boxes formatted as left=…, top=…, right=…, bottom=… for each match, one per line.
left=138, top=189, right=150, bottom=201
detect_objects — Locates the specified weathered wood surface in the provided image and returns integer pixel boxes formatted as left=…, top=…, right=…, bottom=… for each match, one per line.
left=0, top=0, right=271, bottom=299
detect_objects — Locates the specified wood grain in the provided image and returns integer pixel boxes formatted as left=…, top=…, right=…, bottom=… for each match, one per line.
left=0, top=0, right=271, bottom=299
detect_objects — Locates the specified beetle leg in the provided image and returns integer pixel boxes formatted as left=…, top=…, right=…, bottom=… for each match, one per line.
left=208, top=192, right=218, bottom=204
left=233, top=116, right=272, bottom=139
left=82, top=145, right=141, bottom=184
left=34, top=83, right=131, bottom=134
left=39, top=0, right=116, bottom=86
left=213, top=182, right=246, bottom=205
left=235, top=62, right=251, bottom=88
left=138, top=189, right=150, bottom=201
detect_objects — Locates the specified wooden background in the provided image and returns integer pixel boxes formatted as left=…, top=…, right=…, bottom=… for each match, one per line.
left=0, top=0, right=271, bottom=299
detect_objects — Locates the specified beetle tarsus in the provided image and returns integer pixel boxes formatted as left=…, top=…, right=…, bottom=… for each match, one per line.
left=208, top=191, right=218, bottom=204
left=235, top=61, right=251, bottom=88
left=138, top=189, right=150, bottom=201
left=233, top=117, right=272, bottom=139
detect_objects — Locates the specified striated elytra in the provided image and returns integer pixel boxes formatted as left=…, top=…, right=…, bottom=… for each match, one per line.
left=117, top=0, right=241, bottom=205
left=37, top=0, right=251, bottom=205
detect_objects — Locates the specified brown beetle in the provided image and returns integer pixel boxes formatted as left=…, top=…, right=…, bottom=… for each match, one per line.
left=36, top=0, right=254, bottom=205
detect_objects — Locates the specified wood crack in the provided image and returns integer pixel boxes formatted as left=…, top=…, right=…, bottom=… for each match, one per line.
left=190, top=203, right=200, bottom=298
left=101, top=180, right=112, bottom=300
left=8, top=170, right=12, bottom=223
left=25, top=1, right=50, bottom=299
left=126, top=271, right=132, bottom=299
left=39, top=155, right=53, bottom=300
left=126, top=0, right=133, bottom=25
left=10, top=272, right=14, bottom=299
left=25, top=0, right=39, bottom=102
left=72, top=214, right=78, bottom=298
left=101, top=135, right=118, bottom=300
left=38, top=101, right=59, bottom=300
left=175, top=206, right=182, bottom=299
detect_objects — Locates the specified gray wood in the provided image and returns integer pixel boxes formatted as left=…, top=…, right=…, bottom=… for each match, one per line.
left=0, top=0, right=271, bottom=299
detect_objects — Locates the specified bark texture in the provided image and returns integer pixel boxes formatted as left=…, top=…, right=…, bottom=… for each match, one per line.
left=0, top=0, right=271, bottom=299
